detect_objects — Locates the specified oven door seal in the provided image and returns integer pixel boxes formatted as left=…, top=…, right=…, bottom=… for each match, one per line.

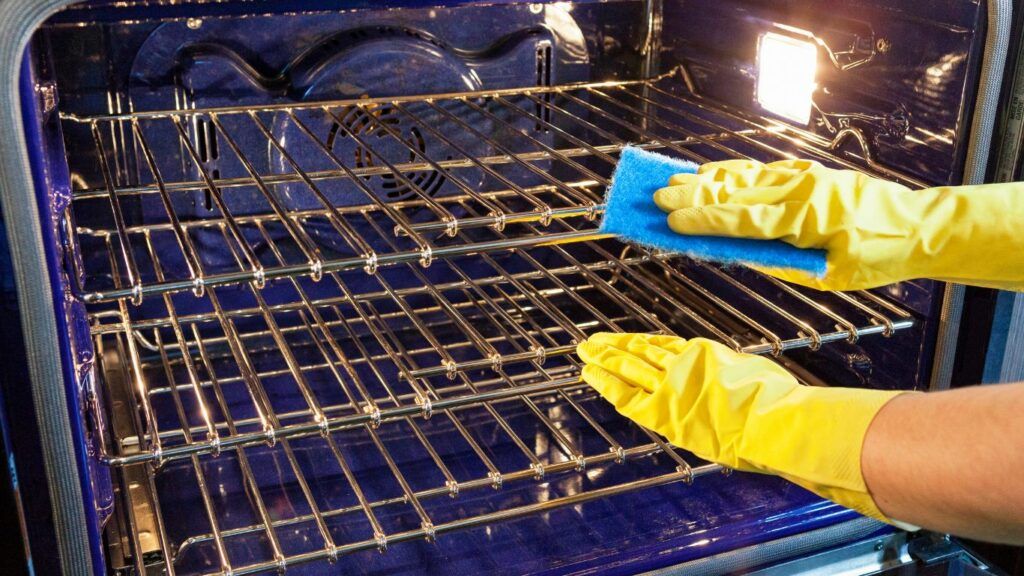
left=0, top=2, right=109, bottom=574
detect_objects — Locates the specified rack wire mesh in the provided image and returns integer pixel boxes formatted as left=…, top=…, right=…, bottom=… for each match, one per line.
left=96, top=238, right=914, bottom=575
left=94, top=235, right=914, bottom=468
left=74, top=71, right=921, bottom=575
left=64, top=70, right=924, bottom=305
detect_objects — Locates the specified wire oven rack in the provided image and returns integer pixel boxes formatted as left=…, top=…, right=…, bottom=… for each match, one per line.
left=96, top=238, right=913, bottom=575
left=70, top=71, right=921, bottom=575
left=92, top=237, right=914, bottom=468
left=63, top=69, right=925, bottom=305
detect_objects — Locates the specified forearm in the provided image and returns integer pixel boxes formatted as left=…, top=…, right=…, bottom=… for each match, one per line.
left=900, top=184, right=1024, bottom=290
left=862, top=383, right=1024, bottom=543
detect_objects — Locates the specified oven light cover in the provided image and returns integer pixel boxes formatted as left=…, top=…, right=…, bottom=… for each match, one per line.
left=757, top=31, right=818, bottom=125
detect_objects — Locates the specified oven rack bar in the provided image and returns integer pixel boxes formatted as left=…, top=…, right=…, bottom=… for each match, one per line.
left=192, top=467, right=720, bottom=576
left=67, top=70, right=925, bottom=305
left=162, top=431, right=713, bottom=564
left=93, top=234, right=914, bottom=467
left=63, top=73, right=677, bottom=123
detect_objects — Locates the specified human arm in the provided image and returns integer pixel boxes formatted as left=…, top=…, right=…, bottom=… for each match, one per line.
left=577, top=332, right=1024, bottom=543
left=653, top=159, right=1024, bottom=291
left=863, top=383, right=1024, bottom=543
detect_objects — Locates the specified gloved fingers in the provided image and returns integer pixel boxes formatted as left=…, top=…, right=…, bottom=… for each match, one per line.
left=762, top=159, right=821, bottom=174
left=666, top=203, right=817, bottom=246
left=694, top=160, right=768, bottom=185
left=638, top=333, right=694, bottom=355
left=719, top=185, right=806, bottom=206
left=655, top=183, right=798, bottom=214
left=585, top=332, right=684, bottom=371
left=580, top=364, right=653, bottom=414
left=694, top=159, right=764, bottom=176
left=683, top=336, right=746, bottom=361
left=654, top=179, right=729, bottom=213
left=667, top=171, right=704, bottom=187
left=696, top=159, right=819, bottom=187
left=658, top=159, right=822, bottom=214
left=576, top=339, right=663, bottom=393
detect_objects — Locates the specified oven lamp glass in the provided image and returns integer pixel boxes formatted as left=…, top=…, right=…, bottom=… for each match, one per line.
left=757, top=32, right=818, bottom=124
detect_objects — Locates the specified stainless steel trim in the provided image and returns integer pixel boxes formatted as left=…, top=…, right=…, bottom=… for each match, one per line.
left=964, top=0, right=1014, bottom=185
left=640, top=517, right=890, bottom=576
left=929, top=283, right=966, bottom=391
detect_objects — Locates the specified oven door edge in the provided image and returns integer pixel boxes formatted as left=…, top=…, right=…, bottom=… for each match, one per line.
left=640, top=517, right=891, bottom=576
left=0, top=1, right=100, bottom=574
left=640, top=520, right=997, bottom=576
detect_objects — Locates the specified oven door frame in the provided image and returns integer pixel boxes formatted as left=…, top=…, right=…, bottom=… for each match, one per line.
left=0, top=0, right=1013, bottom=574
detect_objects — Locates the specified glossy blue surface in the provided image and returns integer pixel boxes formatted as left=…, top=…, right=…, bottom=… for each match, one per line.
left=4, top=0, right=987, bottom=573
left=123, top=9, right=586, bottom=256
left=660, top=0, right=987, bottom=187
left=8, top=47, right=108, bottom=574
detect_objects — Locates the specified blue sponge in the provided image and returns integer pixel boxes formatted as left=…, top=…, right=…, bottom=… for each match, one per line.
left=600, top=146, right=827, bottom=276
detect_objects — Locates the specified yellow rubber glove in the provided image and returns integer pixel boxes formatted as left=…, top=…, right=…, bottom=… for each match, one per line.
left=577, top=332, right=905, bottom=522
left=653, top=159, right=1024, bottom=291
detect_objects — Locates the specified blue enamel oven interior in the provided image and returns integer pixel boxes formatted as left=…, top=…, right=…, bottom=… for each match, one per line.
left=20, top=0, right=987, bottom=573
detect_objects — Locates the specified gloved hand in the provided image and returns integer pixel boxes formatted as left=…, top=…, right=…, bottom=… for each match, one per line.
left=653, top=159, right=1024, bottom=291
left=577, top=332, right=905, bottom=522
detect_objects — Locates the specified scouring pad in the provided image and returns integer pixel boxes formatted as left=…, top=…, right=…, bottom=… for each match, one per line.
left=600, top=146, right=827, bottom=276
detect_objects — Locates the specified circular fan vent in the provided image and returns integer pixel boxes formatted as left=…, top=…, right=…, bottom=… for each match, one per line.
left=327, top=104, right=446, bottom=201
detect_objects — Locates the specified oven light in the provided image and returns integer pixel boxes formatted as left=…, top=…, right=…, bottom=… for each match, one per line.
left=756, top=32, right=818, bottom=124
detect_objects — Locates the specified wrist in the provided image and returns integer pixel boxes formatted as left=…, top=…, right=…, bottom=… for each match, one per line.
left=904, top=183, right=1024, bottom=284
left=738, top=386, right=904, bottom=492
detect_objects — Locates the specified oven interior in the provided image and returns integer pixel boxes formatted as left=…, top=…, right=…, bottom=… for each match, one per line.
left=25, top=0, right=988, bottom=574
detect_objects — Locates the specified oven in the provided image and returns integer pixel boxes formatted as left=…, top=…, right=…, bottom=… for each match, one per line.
left=0, top=1, right=1016, bottom=574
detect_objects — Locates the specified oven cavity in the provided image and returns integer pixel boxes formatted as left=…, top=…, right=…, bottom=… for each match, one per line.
left=34, top=3, right=938, bottom=575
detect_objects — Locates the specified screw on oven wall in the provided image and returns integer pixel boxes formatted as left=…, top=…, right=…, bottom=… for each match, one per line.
left=876, top=38, right=892, bottom=54
left=187, top=18, right=202, bottom=29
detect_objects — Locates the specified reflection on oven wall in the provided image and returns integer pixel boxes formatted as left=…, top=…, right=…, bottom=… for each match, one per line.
left=660, top=0, right=986, bottom=187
